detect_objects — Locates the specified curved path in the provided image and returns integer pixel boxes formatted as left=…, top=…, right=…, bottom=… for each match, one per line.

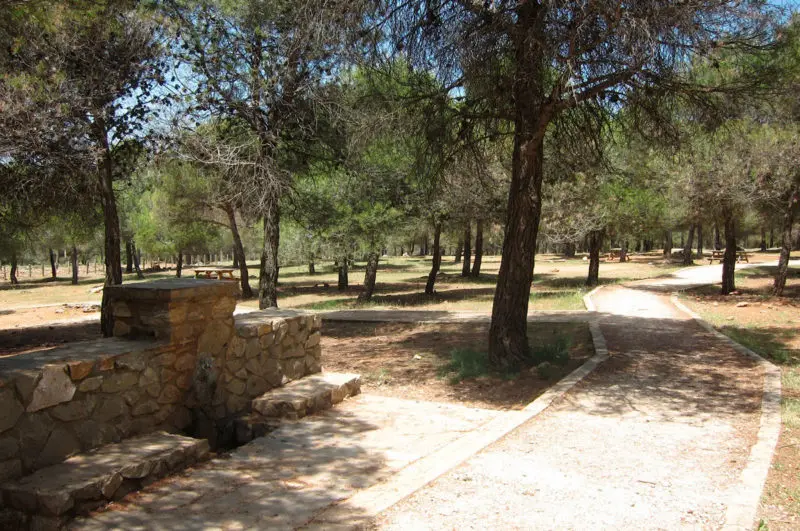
left=368, top=263, right=782, bottom=530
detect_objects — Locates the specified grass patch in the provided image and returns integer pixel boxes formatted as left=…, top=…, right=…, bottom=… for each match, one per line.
left=438, top=348, right=490, bottom=384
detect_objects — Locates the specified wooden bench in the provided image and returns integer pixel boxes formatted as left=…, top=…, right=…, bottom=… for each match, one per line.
left=192, top=267, right=236, bottom=280
left=707, top=250, right=749, bottom=264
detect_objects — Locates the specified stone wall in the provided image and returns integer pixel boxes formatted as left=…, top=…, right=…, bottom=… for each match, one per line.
left=0, top=280, right=321, bottom=482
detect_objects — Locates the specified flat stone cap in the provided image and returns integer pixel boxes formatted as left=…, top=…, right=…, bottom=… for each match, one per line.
left=105, top=279, right=238, bottom=302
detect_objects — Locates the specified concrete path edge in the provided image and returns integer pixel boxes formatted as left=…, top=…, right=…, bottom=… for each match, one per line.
left=300, top=319, right=610, bottom=529
left=671, top=294, right=782, bottom=531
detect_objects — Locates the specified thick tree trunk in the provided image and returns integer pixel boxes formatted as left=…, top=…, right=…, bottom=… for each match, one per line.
left=358, top=251, right=379, bottom=302
left=461, top=222, right=472, bottom=277
left=721, top=210, right=737, bottom=295
left=586, top=230, right=603, bottom=286
left=125, top=241, right=133, bottom=274
left=714, top=223, right=722, bottom=250
left=471, top=219, right=484, bottom=277
left=308, top=262, right=315, bottom=275
left=454, top=240, right=463, bottom=263
left=132, top=245, right=144, bottom=279
left=696, top=225, right=703, bottom=258
left=760, top=227, right=767, bottom=252
left=770, top=226, right=775, bottom=249
left=70, top=246, right=78, bottom=285
left=663, top=230, right=672, bottom=257
left=425, top=222, right=443, bottom=294
left=97, top=130, right=123, bottom=337
left=10, top=253, right=18, bottom=285
left=773, top=187, right=798, bottom=296
left=619, top=241, right=628, bottom=263
left=176, top=251, right=183, bottom=278
left=337, top=254, right=349, bottom=290
left=258, top=200, right=280, bottom=308
left=224, top=204, right=253, bottom=298
left=49, top=248, right=57, bottom=279
left=488, top=132, right=546, bottom=369
left=564, top=242, right=576, bottom=258
left=232, top=249, right=239, bottom=268
left=682, top=224, right=696, bottom=266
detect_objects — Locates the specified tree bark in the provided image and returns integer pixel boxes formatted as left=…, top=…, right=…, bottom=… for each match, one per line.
left=586, top=230, right=603, bottom=286
left=461, top=221, right=472, bottom=277
left=176, top=251, right=183, bottom=278
left=714, top=223, right=722, bottom=250
left=49, top=248, right=57, bottom=279
left=564, top=242, right=576, bottom=258
left=10, top=253, right=18, bottom=285
left=663, top=230, right=672, bottom=257
left=773, top=187, right=798, bottom=296
left=224, top=204, right=253, bottom=298
left=471, top=219, right=484, bottom=277
left=125, top=241, right=133, bottom=274
left=308, top=262, right=315, bottom=275
left=721, top=210, right=737, bottom=295
left=71, top=245, right=78, bottom=285
left=619, top=241, right=628, bottom=263
left=337, top=254, right=349, bottom=290
left=454, top=239, right=463, bottom=263
left=258, top=198, right=280, bottom=308
left=696, top=225, right=703, bottom=258
left=682, top=224, right=696, bottom=266
left=770, top=226, right=775, bottom=248
left=132, top=243, right=144, bottom=279
left=97, top=123, right=123, bottom=337
left=425, top=221, right=443, bottom=294
left=760, top=227, right=767, bottom=252
left=358, top=251, right=379, bottom=302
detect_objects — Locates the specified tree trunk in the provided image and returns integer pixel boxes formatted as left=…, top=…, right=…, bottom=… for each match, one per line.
left=773, top=187, right=798, bottom=296
left=663, top=230, right=672, bottom=257
left=714, top=223, right=722, bottom=250
left=224, top=204, right=253, bottom=298
left=454, top=240, right=463, bottom=263
left=258, top=200, right=280, bottom=308
left=696, top=225, right=703, bottom=258
left=770, top=226, right=775, bottom=249
left=132, top=243, right=144, bottom=279
left=337, top=254, right=349, bottom=291
left=721, top=210, right=737, bottom=295
left=682, top=224, right=696, bottom=266
left=425, top=222, right=443, bottom=294
left=71, top=245, right=78, bottom=285
left=49, top=248, right=57, bottom=279
left=586, top=230, right=603, bottom=287
left=125, top=241, right=133, bottom=274
left=564, top=242, right=576, bottom=258
left=97, top=125, right=123, bottom=337
left=358, top=251, right=379, bottom=302
left=760, top=227, right=767, bottom=252
left=176, top=251, right=183, bottom=278
left=461, top=222, right=472, bottom=277
left=422, top=233, right=429, bottom=256
left=619, top=241, right=628, bottom=263
left=308, top=261, right=315, bottom=275
left=10, top=253, right=18, bottom=285
left=471, top=219, right=484, bottom=277
left=488, top=128, right=547, bottom=369
left=232, top=248, right=239, bottom=268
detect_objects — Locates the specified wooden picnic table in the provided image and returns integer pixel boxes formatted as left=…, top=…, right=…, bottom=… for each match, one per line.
left=192, top=267, right=236, bottom=280
left=707, top=249, right=749, bottom=264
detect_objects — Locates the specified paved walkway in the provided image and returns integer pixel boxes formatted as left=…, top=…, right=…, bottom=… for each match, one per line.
left=367, top=264, right=774, bottom=530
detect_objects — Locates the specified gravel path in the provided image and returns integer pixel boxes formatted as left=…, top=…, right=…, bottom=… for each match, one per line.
left=371, top=269, right=765, bottom=530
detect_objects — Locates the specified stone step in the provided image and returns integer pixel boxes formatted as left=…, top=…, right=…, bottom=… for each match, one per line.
left=251, top=372, right=361, bottom=420
left=0, top=431, right=209, bottom=529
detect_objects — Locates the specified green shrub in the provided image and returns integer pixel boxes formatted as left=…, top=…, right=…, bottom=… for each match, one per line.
left=438, top=348, right=490, bottom=383
left=529, top=336, right=571, bottom=366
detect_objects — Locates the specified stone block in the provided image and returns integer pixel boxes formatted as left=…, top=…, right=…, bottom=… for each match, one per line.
left=225, top=356, right=244, bottom=375
left=75, top=420, right=116, bottom=450
left=283, top=358, right=306, bottom=381
left=225, top=394, right=249, bottom=416
left=257, top=323, right=273, bottom=336
left=77, top=376, right=103, bottom=393
left=14, top=371, right=40, bottom=405
left=122, top=389, right=141, bottom=407
left=174, top=353, right=197, bottom=372
left=111, top=301, right=132, bottom=318
left=282, top=347, right=305, bottom=359
left=0, top=389, right=24, bottom=434
left=229, top=336, right=246, bottom=358
left=161, top=368, right=177, bottom=383
left=112, top=320, right=131, bottom=337
left=131, top=400, right=160, bottom=417
left=305, top=331, right=321, bottom=348
left=93, top=395, right=128, bottom=422
left=0, top=459, right=21, bottom=482
left=36, top=428, right=81, bottom=469
left=154, top=351, right=177, bottom=367
left=236, top=324, right=258, bottom=339
left=246, top=375, right=268, bottom=397
left=67, top=361, right=94, bottom=381
left=234, top=368, right=248, bottom=380
left=115, top=352, right=146, bottom=372
left=17, top=413, right=54, bottom=462
left=273, top=321, right=288, bottom=343
left=259, top=332, right=275, bottom=349
left=305, top=355, right=322, bottom=374
left=96, top=357, right=115, bottom=372
left=197, top=323, right=232, bottom=356
left=226, top=378, right=246, bottom=396
left=244, top=339, right=260, bottom=360
left=157, top=385, right=182, bottom=405
left=138, top=367, right=159, bottom=388
left=101, top=372, right=138, bottom=393
left=263, top=359, right=283, bottom=387
left=49, top=396, right=96, bottom=422
left=26, top=366, right=76, bottom=413
left=169, top=407, right=192, bottom=430
left=244, top=358, right=261, bottom=375
left=145, top=383, right=162, bottom=398
left=0, top=437, right=19, bottom=461
left=175, top=372, right=193, bottom=391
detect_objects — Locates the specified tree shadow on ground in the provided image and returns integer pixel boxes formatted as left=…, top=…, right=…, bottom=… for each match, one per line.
left=533, top=274, right=621, bottom=289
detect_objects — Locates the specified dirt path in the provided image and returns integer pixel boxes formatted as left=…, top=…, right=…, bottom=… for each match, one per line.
left=370, top=271, right=767, bottom=530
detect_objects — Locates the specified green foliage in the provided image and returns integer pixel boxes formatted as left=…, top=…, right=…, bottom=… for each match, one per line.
left=438, top=349, right=491, bottom=384
left=530, top=337, right=571, bottom=367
